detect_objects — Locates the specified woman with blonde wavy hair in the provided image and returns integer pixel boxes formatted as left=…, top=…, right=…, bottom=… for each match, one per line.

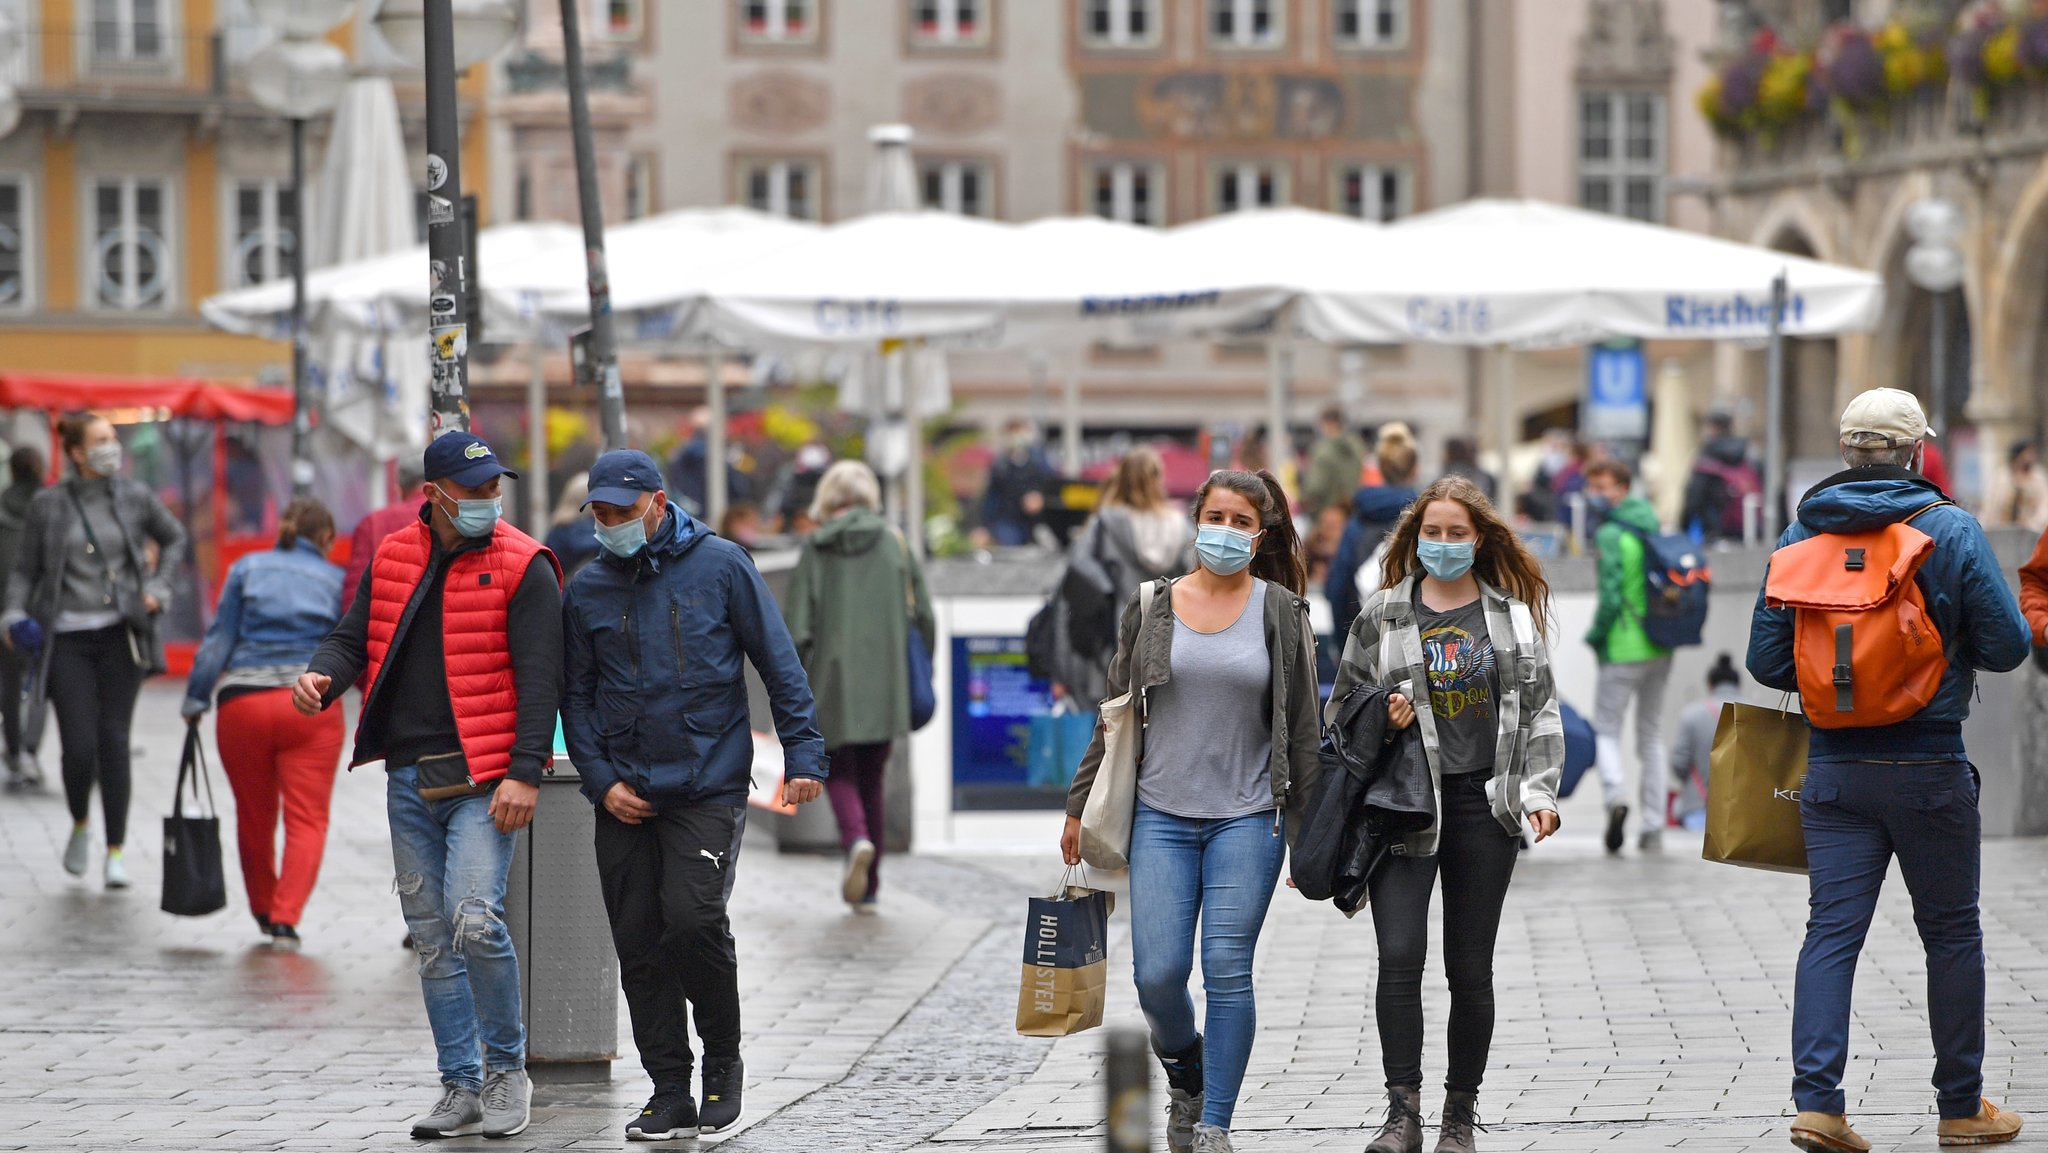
left=1331, top=474, right=1564, bottom=1153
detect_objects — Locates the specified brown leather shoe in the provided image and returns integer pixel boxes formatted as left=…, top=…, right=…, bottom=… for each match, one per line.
left=1939, top=1099, right=2024, bottom=1146
left=1789, top=1112, right=1871, bottom=1152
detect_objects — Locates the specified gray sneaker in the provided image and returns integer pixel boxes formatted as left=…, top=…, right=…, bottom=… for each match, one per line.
left=1192, top=1123, right=1234, bottom=1152
left=1637, top=829, right=1664, bottom=853
left=1165, top=1088, right=1204, bottom=1153
left=481, top=1068, right=532, bottom=1139
left=409, top=1085, right=483, bottom=1139
left=62, top=827, right=89, bottom=876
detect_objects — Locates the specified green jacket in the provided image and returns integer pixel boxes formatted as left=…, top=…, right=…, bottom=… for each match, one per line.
left=1586, top=494, right=1670, bottom=665
left=1303, top=433, right=1368, bottom=516
left=783, top=508, right=936, bottom=750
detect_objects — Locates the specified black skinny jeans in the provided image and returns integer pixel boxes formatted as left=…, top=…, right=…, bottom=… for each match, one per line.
left=48, top=625, right=146, bottom=845
left=1367, top=769, right=1520, bottom=1094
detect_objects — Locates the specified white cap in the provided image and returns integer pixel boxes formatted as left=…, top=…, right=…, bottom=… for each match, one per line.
left=1840, top=387, right=1935, bottom=447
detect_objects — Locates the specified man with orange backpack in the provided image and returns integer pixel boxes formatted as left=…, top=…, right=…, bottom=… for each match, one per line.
left=1747, top=388, right=2031, bottom=1152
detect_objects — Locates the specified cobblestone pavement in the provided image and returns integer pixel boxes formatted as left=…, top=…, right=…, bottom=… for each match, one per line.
left=1, top=685, right=2045, bottom=1152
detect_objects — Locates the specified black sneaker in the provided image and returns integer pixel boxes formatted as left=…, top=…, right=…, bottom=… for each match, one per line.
left=254, top=913, right=273, bottom=937
left=626, top=1087, right=697, bottom=1141
left=269, top=924, right=301, bottom=952
left=1604, top=805, right=1629, bottom=855
left=698, top=1056, right=743, bottom=1134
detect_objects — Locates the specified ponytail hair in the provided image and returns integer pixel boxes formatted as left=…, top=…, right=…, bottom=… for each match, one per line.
left=276, top=497, right=336, bottom=552
left=1191, top=468, right=1307, bottom=596
left=1707, top=652, right=1741, bottom=690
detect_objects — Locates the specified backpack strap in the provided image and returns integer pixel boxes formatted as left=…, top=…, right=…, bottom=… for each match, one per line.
left=1833, top=623, right=1855, bottom=715
left=1902, top=499, right=1952, bottom=526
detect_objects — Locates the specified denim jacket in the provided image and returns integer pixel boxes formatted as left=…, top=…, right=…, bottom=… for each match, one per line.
left=183, top=540, right=345, bottom=712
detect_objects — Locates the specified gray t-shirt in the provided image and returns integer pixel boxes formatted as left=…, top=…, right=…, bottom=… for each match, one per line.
left=1137, top=580, right=1275, bottom=819
left=1417, top=597, right=1499, bottom=775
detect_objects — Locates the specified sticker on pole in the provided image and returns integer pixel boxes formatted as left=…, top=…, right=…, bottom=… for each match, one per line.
left=430, top=293, right=459, bottom=318
left=426, top=154, right=448, bottom=192
left=427, top=195, right=455, bottom=227
left=432, top=324, right=467, bottom=363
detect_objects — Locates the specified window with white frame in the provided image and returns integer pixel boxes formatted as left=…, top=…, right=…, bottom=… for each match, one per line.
left=1085, top=0, right=1155, bottom=47
left=228, top=181, right=296, bottom=289
left=1214, top=163, right=1285, bottom=212
left=91, top=0, right=167, bottom=61
left=910, top=0, right=987, bottom=46
left=0, top=179, right=27, bottom=311
left=92, top=178, right=171, bottom=310
left=741, top=159, right=819, bottom=220
left=740, top=0, right=818, bottom=42
left=1091, top=162, right=1161, bottom=226
left=920, top=159, right=989, bottom=217
left=1209, top=0, right=1278, bottom=47
left=600, top=0, right=642, bottom=37
left=1579, top=90, right=1664, bottom=222
left=1334, top=0, right=1406, bottom=49
left=1336, top=164, right=1407, bottom=222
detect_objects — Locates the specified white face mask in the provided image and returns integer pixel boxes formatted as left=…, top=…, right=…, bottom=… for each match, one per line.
left=85, top=442, right=122, bottom=477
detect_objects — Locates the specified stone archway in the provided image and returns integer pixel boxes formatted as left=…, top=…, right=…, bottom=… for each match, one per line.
left=1983, top=160, right=2048, bottom=458
left=1868, top=176, right=1976, bottom=435
left=1745, top=207, right=1844, bottom=474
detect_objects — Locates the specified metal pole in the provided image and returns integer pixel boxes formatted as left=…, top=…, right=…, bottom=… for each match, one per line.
left=423, top=0, right=470, bottom=438
left=560, top=0, right=626, bottom=451
left=289, top=116, right=312, bottom=495
left=1266, top=338, right=1288, bottom=484
left=1764, top=272, right=1788, bottom=541
left=1061, top=361, right=1083, bottom=477
left=705, top=344, right=727, bottom=530
left=526, top=343, right=548, bottom=531
left=1929, top=288, right=1948, bottom=439
left=904, top=344, right=925, bottom=556
left=1495, top=346, right=1516, bottom=510
left=1104, top=1027, right=1149, bottom=1153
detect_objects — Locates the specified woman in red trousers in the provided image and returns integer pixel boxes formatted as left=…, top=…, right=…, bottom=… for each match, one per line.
left=182, top=498, right=346, bottom=950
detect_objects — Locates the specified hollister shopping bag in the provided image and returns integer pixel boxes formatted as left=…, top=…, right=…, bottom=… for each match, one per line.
left=1015, top=871, right=1114, bottom=1037
left=162, top=725, right=228, bottom=917
left=1703, top=702, right=1809, bottom=875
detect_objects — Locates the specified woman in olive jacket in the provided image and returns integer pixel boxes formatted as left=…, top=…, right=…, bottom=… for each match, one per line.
left=782, top=460, right=935, bottom=913
left=1059, top=470, right=1320, bottom=1153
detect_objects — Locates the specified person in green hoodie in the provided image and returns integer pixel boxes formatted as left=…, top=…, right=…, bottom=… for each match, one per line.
left=783, top=460, right=935, bottom=913
left=1583, top=458, right=1673, bottom=855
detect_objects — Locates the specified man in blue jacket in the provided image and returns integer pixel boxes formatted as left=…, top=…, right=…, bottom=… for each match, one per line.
left=1747, top=389, right=2030, bottom=1151
left=561, top=449, right=826, bottom=1142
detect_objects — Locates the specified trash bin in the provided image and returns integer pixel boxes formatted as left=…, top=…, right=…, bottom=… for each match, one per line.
left=504, top=754, right=619, bottom=1082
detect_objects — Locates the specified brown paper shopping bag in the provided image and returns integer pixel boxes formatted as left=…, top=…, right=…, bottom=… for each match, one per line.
left=1016, top=872, right=1115, bottom=1037
left=1702, top=702, right=1810, bottom=874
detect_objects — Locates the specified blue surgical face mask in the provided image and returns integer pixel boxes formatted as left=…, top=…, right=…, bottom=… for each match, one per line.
left=593, top=510, right=649, bottom=558
left=1417, top=539, right=1476, bottom=582
left=433, top=486, right=501, bottom=538
left=1194, top=524, right=1259, bottom=577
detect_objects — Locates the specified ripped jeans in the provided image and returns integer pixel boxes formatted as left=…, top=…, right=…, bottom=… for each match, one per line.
left=387, top=763, right=525, bottom=1092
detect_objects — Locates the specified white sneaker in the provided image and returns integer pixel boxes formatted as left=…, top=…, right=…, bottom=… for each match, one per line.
left=842, top=839, right=875, bottom=905
left=62, top=827, right=89, bottom=876
left=104, top=853, right=130, bottom=890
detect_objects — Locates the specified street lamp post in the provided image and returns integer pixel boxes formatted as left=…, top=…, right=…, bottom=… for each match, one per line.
left=559, top=0, right=627, bottom=451
left=247, top=5, right=353, bottom=493
left=373, top=0, right=519, bottom=441
left=1906, top=199, right=1965, bottom=439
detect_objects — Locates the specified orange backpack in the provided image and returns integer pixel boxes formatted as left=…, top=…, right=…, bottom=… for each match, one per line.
left=1762, top=502, right=1949, bottom=730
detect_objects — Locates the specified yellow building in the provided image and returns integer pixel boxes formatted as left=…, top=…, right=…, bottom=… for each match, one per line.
left=0, top=0, right=492, bottom=383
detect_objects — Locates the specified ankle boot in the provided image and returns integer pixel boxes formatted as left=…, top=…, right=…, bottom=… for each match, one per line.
left=1154, top=1036, right=1203, bottom=1153
left=1436, top=1090, right=1484, bottom=1153
left=1365, top=1086, right=1423, bottom=1153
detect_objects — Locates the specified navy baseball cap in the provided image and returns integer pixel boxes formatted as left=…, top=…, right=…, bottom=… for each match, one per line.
left=424, top=431, right=519, bottom=488
left=583, top=449, right=665, bottom=509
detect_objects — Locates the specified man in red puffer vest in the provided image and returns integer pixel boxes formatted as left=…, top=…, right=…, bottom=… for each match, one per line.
left=295, top=431, right=563, bottom=1142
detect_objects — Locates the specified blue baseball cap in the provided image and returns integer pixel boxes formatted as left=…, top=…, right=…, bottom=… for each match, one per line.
left=423, top=431, right=518, bottom=488
left=583, top=449, right=665, bottom=509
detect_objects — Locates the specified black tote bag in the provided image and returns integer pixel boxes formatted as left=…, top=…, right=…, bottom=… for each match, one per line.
left=161, top=724, right=227, bottom=917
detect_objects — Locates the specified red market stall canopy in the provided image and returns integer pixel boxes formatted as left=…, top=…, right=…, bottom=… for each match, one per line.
left=0, top=374, right=293, bottom=424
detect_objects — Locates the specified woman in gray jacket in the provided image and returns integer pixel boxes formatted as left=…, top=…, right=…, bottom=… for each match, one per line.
left=1048, top=446, right=1192, bottom=707
left=1059, top=470, right=1320, bottom=1153
left=2, top=413, right=186, bottom=888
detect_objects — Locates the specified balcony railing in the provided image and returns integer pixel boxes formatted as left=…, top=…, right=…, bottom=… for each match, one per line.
left=1726, top=84, right=2048, bottom=191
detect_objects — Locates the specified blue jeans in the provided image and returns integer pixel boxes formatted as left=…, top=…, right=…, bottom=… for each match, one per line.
left=1793, top=759, right=1984, bottom=1120
left=387, top=764, right=526, bottom=1092
left=1128, top=801, right=1286, bottom=1129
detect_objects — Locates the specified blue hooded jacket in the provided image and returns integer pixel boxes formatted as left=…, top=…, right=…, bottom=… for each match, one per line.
left=561, top=506, right=826, bottom=809
left=1327, top=482, right=1417, bottom=636
left=1746, top=466, right=2030, bottom=763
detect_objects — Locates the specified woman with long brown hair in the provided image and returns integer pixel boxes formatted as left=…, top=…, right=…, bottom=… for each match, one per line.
left=1048, top=446, right=1193, bottom=705
left=1331, top=474, right=1564, bottom=1153
left=184, top=497, right=348, bottom=949
left=1060, top=470, right=1319, bottom=1153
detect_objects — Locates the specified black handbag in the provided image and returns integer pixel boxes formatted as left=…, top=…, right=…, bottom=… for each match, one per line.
left=161, top=724, right=227, bottom=917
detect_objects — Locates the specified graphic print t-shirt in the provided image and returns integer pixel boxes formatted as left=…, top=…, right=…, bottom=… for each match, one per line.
left=1416, top=598, right=1498, bottom=775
